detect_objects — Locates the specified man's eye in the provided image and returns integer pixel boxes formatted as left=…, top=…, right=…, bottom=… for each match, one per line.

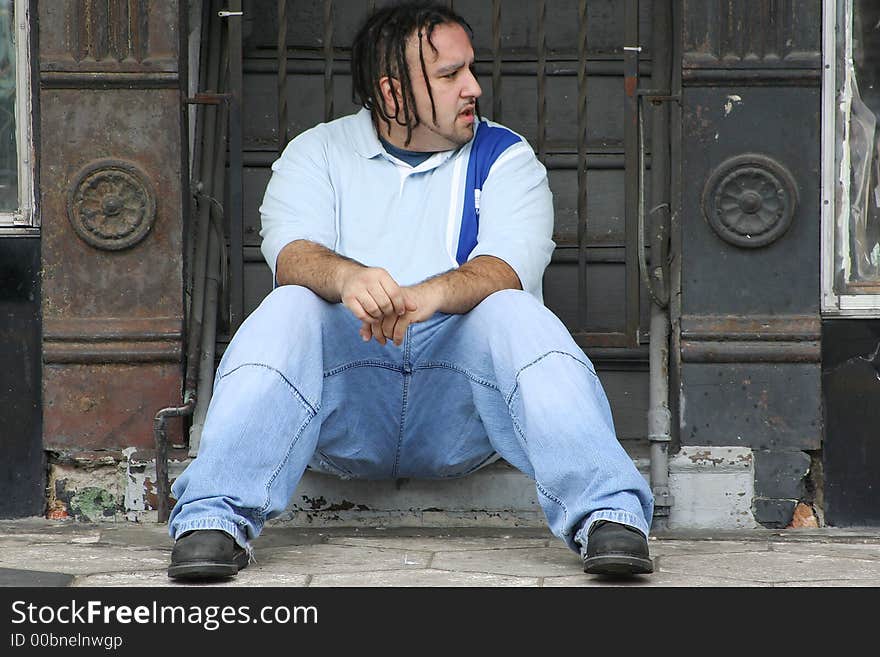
left=443, top=70, right=458, bottom=79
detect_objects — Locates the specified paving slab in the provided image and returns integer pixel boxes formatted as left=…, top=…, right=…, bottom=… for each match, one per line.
left=646, top=539, right=772, bottom=557
left=659, top=550, right=880, bottom=583
left=73, top=569, right=310, bottom=587
left=0, top=544, right=169, bottom=576
left=254, top=543, right=431, bottom=576
left=767, top=541, right=880, bottom=560
left=310, top=569, right=539, bottom=587
left=430, top=546, right=582, bottom=578
left=0, top=568, right=75, bottom=587
left=771, top=578, right=880, bottom=587
left=0, top=532, right=104, bottom=545
left=324, top=536, right=551, bottom=552
left=95, top=525, right=177, bottom=550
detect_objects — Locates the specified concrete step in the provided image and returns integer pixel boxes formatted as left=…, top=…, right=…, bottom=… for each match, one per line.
left=269, top=458, right=650, bottom=528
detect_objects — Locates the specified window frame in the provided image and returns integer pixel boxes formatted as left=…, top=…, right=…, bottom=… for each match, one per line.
left=0, top=0, right=35, bottom=233
left=822, top=0, right=880, bottom=314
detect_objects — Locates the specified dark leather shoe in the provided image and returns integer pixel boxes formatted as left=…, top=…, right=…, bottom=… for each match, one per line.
left=168, top=530, right=250, bottom=580
left=582, top=520, right=654, bottom=576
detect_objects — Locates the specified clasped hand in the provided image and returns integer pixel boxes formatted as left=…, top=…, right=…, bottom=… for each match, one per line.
left=339, top=267, right=441, bottom=347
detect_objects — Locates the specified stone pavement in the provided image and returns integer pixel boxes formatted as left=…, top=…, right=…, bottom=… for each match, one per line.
left=2, top=518, right=880, bottom=587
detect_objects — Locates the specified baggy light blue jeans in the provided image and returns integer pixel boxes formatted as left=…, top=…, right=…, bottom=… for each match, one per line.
left=169, top=285, right=654, bottom=555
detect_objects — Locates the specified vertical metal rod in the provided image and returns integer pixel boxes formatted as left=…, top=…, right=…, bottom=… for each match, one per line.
left=277, top=0, right=288, bottom=153
left=191, top=19, right=231, bottom=457
left=536, top=0, right=547, bottom=164
left=623, top=0, right=640, bottom=345
left=154, top=397, right=193, bottom=522
left=192, top=213, right=222, bottom=457
left=324, top=0, right=335, bottom=122
left=667, top=0, right=685, bottom=516
left=186, top=0, right=223, bottom=407
left=227, top=0, right=244, bottom=333
left=648, top=0, right=673, bottom=515
left=491, top=0, right=502, bottom=122
left=184, top=0, right=215, bottom=339
left=576, top=0, right=588, bottom=329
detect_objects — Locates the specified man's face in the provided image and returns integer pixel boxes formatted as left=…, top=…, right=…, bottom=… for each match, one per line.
left=399, top=22, right=482, bottom=151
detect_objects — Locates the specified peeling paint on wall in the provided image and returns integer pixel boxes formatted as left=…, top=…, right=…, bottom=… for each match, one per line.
left=723, top=94, right=743, bottom=116
left=45, top=449, right=187, bottom=523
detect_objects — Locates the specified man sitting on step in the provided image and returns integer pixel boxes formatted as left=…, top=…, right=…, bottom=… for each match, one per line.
left=166, top=0, right=655, bottom=581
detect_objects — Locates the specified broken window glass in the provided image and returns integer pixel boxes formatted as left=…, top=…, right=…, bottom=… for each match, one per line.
left=836, top=0, right=880, bottom=292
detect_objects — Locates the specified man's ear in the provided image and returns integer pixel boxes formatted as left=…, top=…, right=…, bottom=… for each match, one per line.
left=379, top=75, right=402, bottom=117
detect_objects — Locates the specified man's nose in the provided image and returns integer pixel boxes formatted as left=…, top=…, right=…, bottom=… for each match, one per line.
left=463, top=68, right=482, bottom=99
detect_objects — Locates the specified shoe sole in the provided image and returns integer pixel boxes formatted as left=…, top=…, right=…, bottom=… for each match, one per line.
left=583, top=554, right=654, bottom=576
left=167, top=561, right=242, bottom=580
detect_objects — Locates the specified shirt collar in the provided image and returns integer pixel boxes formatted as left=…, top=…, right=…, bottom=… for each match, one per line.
left=351, top=108, right=385, bottom=159
left=350, top=107, right=472, bottom=169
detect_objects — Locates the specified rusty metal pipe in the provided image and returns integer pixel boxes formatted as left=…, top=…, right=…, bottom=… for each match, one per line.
left=153, top=394, right=196, bottom=522
left=184, top=2, right=225, bottom=404
left=189, top=13, right=232, bottom=456
left=647, top=0, right=673, bottom=515
left=190, top=207, right=223, bottom=457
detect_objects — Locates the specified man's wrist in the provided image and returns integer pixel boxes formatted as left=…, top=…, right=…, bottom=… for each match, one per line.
left=414, top=276, right=448, bottom=312
left=333, top=259, right=362, bottom=300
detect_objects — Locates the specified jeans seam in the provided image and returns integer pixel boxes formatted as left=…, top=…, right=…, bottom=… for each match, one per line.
left=324, top=360, right=404, bottom=378
left=535, top=481, right=569, bottom=533
left=392, top=330, right=413, bottom=478
left=260, top=406, right=318, bottom=516
left=413, top=362, right=500, bottom=391
left=506, top=385, right=529, bottom=446
left=503, top=350, right=599, bottom=438
left=218, top=363, right=319, bottom=415
left=508, top=351, right=597, bottom=399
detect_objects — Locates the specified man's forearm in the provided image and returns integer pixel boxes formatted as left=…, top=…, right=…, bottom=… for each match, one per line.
left=418, top=255, right=522, bottom=315
left=274, top=239, right=363, bottom=302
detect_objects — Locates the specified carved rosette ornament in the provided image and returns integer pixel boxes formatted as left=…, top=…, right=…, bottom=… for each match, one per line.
left=701, top=153, right=798, bottom=249
left=67, top=160, right=156, bottom=251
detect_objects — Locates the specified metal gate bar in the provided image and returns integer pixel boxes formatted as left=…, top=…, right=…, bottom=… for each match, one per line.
left=277, top=0, right=288, bottom=153
left=323, top=0, right=334, bottom=122
left=577, top=0, right=589, bottom=330
left=491, top=0, right=502, bottom=123
left=623, top=0, right=642, bottom=347
left=226, top=0, right=244, bottom=333
left=536, top=0, right=547, bottom=165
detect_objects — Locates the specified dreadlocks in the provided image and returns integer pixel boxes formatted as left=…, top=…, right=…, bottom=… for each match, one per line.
left=351, top=1, right=475, bottom=147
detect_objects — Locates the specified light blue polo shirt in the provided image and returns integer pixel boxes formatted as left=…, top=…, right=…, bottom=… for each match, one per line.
left=259, top=108, right=556, bottom=302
